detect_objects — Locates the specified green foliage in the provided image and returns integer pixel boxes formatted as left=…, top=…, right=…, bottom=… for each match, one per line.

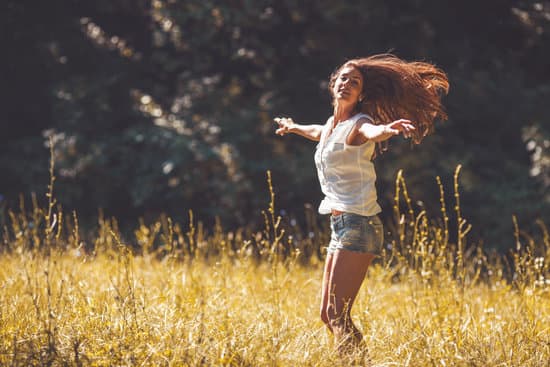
left=1, top=0, right=549, bottom=248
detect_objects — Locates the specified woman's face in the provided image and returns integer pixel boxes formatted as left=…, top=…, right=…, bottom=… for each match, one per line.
left=332, top=65, right=363, bottom=105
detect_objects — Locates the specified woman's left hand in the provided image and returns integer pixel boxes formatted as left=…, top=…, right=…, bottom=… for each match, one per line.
left=384, top=119, right=415, bottom=139
left=357, top=118, right=416, bottom=142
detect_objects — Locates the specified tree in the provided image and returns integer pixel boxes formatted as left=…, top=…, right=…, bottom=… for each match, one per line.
left=1, top=0, right=548, bottom=248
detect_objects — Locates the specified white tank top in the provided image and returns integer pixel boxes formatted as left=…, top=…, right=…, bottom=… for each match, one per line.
left=314, top=113, right=382, bottom=216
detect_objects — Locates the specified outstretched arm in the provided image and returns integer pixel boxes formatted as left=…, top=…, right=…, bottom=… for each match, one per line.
left=357, top=118, right=416, bottom=143
left=274, top=117, right=324, bottom=142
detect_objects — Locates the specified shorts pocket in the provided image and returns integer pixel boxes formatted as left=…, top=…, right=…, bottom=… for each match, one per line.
left=339, top=214, right=363, bottom=247
left=366, top=217, right=384, bottom=250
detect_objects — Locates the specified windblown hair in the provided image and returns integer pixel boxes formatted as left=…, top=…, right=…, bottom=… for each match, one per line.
left=329, top=54, right=450, bottom=144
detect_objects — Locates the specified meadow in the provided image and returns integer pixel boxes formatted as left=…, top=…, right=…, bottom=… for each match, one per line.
left=1, top=167, right=549, bottom=366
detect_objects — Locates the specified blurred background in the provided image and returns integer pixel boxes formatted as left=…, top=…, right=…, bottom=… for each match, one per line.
left=1, top=0, right=549, bottom=250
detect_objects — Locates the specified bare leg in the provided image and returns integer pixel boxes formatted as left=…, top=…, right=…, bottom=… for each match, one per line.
left=326, top=249, right=375, bottom=351
left=320, top=252, right=334, bottom=332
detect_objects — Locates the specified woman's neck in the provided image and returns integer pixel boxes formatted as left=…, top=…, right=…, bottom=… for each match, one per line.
left=332, top=103, right=356, bottom=124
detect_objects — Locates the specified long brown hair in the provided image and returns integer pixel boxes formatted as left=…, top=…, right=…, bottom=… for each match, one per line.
left=329, top=54, right=449, bottom=144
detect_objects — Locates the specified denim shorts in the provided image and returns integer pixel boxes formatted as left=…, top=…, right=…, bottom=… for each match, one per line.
left=327, top=212, right=384, bottom=255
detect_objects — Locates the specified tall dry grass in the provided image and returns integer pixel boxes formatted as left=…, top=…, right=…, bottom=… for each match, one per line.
left=0, top=144, right=548, bottom=366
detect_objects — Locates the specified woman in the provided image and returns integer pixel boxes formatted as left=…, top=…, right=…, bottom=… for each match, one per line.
left=274, top=54, right=449, bottom=352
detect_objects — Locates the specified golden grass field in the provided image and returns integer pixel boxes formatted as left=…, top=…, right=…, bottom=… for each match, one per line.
left=0, top=167, right=549, bottom=366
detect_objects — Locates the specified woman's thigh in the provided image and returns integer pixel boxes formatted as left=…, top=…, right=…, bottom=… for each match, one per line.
left=327, top=249, right=375, bottom=315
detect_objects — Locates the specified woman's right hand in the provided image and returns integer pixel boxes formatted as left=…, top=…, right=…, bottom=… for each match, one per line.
left=274, top=117, right=295, bottom=136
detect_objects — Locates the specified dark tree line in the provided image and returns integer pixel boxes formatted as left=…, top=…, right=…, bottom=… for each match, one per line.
left=1, top=0, right=549, bottom=249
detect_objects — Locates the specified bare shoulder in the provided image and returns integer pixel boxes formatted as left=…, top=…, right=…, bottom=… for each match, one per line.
left=356, top=114, right=375, bottom=125
left=354, top=115, right=375, bottom=131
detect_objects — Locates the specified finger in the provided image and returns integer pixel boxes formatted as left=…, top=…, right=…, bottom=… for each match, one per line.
left=397, top=124, right=413, bottom=135
left=395, top=120, right=413, bottom=129
left=277, top=117, right=290, bottom=125
left=399, top=126, right=411, bottom=135
left=389, top=121, right=403, bottom=129
left=395, top=124, right=408, bottom=132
